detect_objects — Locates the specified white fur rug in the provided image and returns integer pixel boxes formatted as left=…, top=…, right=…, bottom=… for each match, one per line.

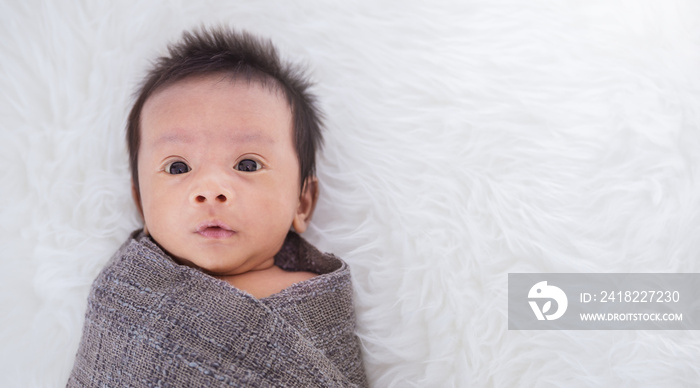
left=3, top=1, right=700, bottom=386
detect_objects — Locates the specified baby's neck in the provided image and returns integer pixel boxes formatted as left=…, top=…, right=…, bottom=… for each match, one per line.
left=216, top=265, right=316, bottom=299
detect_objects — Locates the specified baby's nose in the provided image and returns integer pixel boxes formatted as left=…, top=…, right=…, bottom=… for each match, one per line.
left=190, top=167, right=233, bottom=205
left=195, top=193, right=227, bottom=203
left=190, top=180, right=232, bottom=205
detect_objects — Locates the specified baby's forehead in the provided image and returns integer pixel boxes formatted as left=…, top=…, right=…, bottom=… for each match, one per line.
left=139, top=73, right=294, bottom=148
left=141, top=74, right=291, bottom=132
left=144, top=73, right=290, bottom=115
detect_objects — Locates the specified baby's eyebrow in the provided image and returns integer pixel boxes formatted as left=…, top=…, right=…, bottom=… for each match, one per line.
left=152, top=133, right=195, bottom=147
left=152, top=131, right=274, bottom=147
left=228, top=132, right=275, bottom=145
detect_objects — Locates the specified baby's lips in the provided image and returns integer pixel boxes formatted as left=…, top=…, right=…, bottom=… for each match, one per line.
left=195, top=220, right=234, bottom=233
left=195, top=221, right=236, bottom=239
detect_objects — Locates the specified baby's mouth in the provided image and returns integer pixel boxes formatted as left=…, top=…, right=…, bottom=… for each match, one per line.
left=195, top=221, right=235, bottom=239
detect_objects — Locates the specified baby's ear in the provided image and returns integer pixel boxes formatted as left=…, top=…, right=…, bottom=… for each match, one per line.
left=292, top=176, right=319, bottom=234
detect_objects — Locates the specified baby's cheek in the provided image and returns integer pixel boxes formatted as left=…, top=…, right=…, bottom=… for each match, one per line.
left=143, top=202, right=176, bottom=242
left=256, top=198, right=295, bottom=226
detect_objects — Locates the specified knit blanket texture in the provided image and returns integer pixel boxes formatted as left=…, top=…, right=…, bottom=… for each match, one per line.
left=67, top=230, right=367, bottom=387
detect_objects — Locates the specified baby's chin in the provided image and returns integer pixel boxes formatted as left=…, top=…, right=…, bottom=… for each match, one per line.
left=167, top=250, right=275, bottom=277
left=147, top=230, right=283, bottom=276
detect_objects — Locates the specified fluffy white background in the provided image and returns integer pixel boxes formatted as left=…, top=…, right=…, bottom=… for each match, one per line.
left=2, top=0, right=700, bottom=386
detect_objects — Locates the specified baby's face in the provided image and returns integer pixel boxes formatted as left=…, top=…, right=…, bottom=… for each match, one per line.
left=137, top=74, right=304, bottom=275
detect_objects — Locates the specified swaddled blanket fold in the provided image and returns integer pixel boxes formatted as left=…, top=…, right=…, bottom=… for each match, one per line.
left=67, top=230, right=367, bottom=387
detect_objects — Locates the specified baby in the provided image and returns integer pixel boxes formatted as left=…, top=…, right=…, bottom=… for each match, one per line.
left=68, top=27, right=367, bottom=387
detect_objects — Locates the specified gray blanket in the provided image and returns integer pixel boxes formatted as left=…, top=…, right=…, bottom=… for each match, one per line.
left=67, top=230, right=367, bottom=387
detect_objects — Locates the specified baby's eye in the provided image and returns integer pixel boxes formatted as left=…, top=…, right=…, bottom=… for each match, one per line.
left=166, top=161, right=191, bottom=175
left=235, top=159, right=262, bottom=172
